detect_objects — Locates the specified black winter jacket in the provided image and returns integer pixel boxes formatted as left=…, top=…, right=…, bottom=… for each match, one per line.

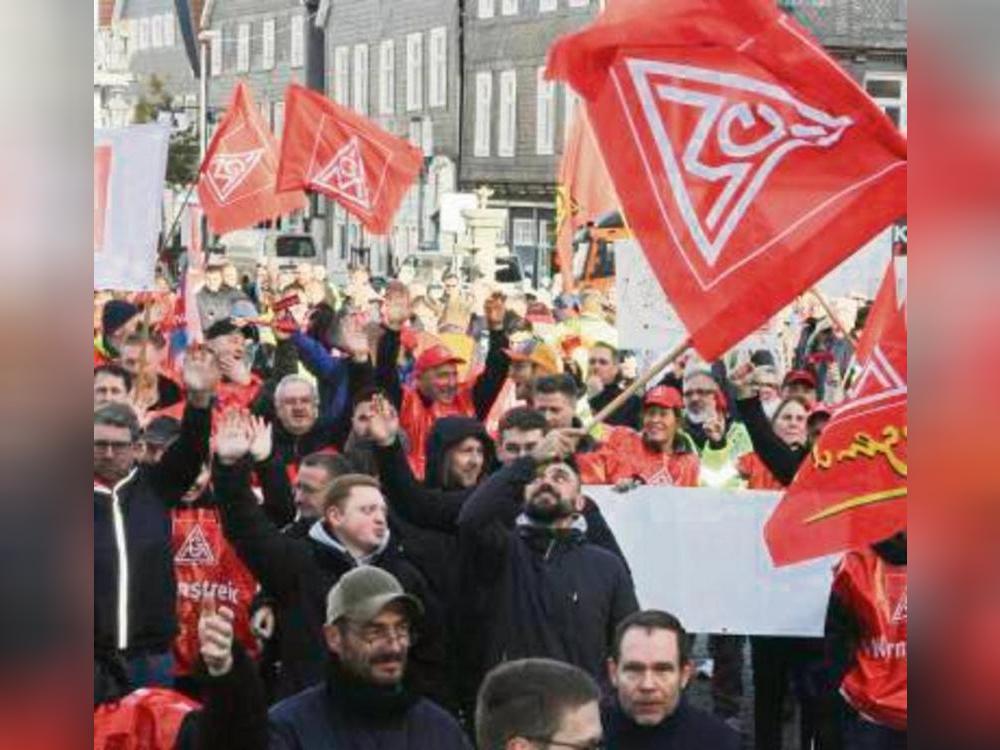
left=457, top=457, right=639, bottom=681
left=94, top=405, right=211, bottom=656
left=212, top=461, right=447, bottom=704
left=602, top=695, right=741, bottom=750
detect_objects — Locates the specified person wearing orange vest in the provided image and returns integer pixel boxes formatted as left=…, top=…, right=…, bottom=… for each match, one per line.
left=825, top=532, right=907, bottom=749
left=376, top=283, right=510, bottom=478
left=577, top=386, right=700, bottom=487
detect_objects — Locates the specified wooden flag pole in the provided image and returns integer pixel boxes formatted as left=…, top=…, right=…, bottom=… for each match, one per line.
left=585, top=336, right=692, bottom=430
left=808, top=287, right=859, bottom=345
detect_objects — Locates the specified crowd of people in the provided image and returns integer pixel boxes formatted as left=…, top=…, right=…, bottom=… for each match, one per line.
left=93, top=257, right=906, bottom=749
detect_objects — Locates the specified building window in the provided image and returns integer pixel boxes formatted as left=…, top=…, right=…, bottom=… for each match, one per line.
left=290, top=14, right=305, bottom=68
left=864, top=72, right=907, bottom=134
left=513, top=218, right=535, bottom=247
left=536, top=67, right=555, bottom=155
left=428, top=27, right=447, bottom=109
left=540, top=0, right=558, bottom=11
left=352, top=44, right=369, bottom=115
left=478, top=0, right=495, bottom=19
left=501, top=0, right=518, bottom=15
left=474, top=71, right=493, bottom=157
left=138, top=18, right=150, bottom=50
left=261, top=18, right=276, bottom=70
left=151, top=15, right=163, bottom=48
left=406, top=33, right=423, bottom=112
left=163, top=13, right=175, bottom=47
left=210, top=30, right=223, bottom=76
left=236, top=23, right=250, bottom=72
left=379, top=40, right=395, bottom=115
left=334, top=46, right=350, bottom=105
left=273, top=101, right=285, bottom=137
left=498, top=69, right=517, bottom=157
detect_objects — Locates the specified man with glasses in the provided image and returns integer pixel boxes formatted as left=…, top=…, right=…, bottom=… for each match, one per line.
left=603, top=610, right=740, bottom=750
left=268, top=566, right=470, bottom=749
left=94, top=347, right=218, bottom=689
left=475, top=658, right=604, bottom=750
left=586, top=343, right=641, bottom=430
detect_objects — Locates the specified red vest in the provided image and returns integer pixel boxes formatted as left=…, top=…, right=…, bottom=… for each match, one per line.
left=170, top=508, right=260, bottom=676
left=834, top=548, right=908, bottom=729
left=94, top=687, right=198, bottom=750
left=737, top=452, right=786, bottom=491
left=400, top=384, right=476, bottom=479
left=578, top=427, right=700, bottom=487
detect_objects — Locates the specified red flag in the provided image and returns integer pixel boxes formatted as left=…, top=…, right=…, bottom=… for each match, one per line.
left=555, top=112, right=619, bottom=290
left=764, top=261, right=907, bottom=566
left=276, top=84, right=424, bottom=235
left=546, top=0, right=907, bottom=360
left=197, top=81, right=306, bottom=235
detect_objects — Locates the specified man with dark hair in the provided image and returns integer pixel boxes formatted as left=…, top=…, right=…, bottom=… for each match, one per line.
left=268, top=567, right=470, bottom=748
left=586, top=342, right=641, bottom=430
left=139, top=416, right=181, bottom=465
left=475, top=658, right=602, bottom=750
left=94, top=364, right=133, bottom=408
left=604, top=610, right=740, bottom=749
left=529, top=374, right=580, bottom=431
left=496, top=407, right=548, bottom=465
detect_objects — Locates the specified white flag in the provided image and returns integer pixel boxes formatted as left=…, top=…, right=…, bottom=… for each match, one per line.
left=94, top=124, right=170, bottom=291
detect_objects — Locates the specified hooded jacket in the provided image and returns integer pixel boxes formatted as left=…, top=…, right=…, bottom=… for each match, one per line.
left=212, top=461, right=447, bottom=704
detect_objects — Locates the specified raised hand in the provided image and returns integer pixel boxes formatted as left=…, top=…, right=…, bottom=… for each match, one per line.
left=198, top=595, right=235, bottom=677
left=183, top=346, right=220, bottom=407
left=531, top=428, right=585, bottom=464
left=341, top=316, right=370, bottom=362
left=730, top=362, right=757, bottom=400
left=368, top=395, right=399, bottom=447
left=247, top=414, right=273, bottom=463
left=214, top=408, right=252, bottom=465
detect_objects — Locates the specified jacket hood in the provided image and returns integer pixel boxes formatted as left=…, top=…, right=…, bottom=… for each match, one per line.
left=423, top=415, right=496, bottom=490
left=308, top=520, right=391, bottom=564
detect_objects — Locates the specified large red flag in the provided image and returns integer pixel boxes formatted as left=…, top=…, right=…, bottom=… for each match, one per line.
left=555, top=112, right=619, bottom=290
left=276, top=84, right=424, bottom=235
left=546, top=0, right=907, bottom=360
left=764, top=260, right=907, bottom=566
left=197, top=81, right=307, bottom=235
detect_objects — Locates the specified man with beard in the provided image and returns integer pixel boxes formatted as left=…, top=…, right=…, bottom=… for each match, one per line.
left=603, top=610, right=739, bottom=750
left=268, top=567, right=470, bottom=749
left=457, top=428, right=638, bottom=685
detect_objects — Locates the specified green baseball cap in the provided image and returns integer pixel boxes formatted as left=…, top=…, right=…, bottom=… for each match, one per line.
left=326, top=566, right=424, bottom=625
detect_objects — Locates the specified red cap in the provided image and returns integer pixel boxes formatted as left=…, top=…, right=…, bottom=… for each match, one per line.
left=808, top=403, right=832, bottom=420
left=414, top=344, right=465, bottom=376
left=783, top=369, right=817, bottom=389
left=643, top=386, right=683, bottom=410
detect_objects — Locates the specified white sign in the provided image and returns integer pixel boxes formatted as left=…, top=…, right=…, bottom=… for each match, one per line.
left=94, top=124, right=170, bottom=291
left=587, top=485, right=836, bottom=636
left=614, top=239, right=688, bottom=351
left=439, top=192, right=479, bottom=234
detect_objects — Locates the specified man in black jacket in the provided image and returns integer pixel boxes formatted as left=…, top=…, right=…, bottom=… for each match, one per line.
left=93, top=348, right=218, bottom=689
left=603, top=610, right=740, bottom=750
left=586, top=343, right=642, bottom=429
left=457, top=428, right=638, bottom=684
left=212, top=418, right=447, bottom=705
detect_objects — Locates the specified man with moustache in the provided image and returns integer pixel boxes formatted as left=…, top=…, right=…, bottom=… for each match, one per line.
left=457, top=428, right=638, bottom=684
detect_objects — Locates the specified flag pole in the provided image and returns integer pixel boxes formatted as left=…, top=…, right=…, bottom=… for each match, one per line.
left=585, top=336, right=692, bottom=430
left=808, top=287, right=859, bottom=345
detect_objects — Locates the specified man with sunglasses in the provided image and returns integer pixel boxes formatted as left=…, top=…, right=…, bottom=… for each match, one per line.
left=268, top=566, right=470, bottom=749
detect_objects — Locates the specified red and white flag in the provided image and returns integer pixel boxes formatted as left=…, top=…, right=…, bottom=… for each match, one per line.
left=765, top=260, right=907, bottom=566
left=276, top=84, right=424, bottom=235
left=197, top=81, right=307, bottom=235
left=546, top=0, right=907, bottom=360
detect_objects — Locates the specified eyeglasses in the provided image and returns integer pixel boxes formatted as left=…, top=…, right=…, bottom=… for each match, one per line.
left=683, top=388, right=715, bottom=398
left=93, top=440, right=134, bottom=453
left=522, top=737, right=605, bottom=750
left=348, top=622, right=414, bottom=647
left=588, top=358, right=612, bottom=366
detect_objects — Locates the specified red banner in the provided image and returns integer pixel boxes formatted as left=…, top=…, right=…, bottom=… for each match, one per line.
left=765, top=261, right=907, bottom=566
left=170, top=508, right=260, bottom=675
left=276, top=83, right=424, bottom=235
left=197, top=81, right=306, bottom=235
left=546, top=0, right=907, bottom=360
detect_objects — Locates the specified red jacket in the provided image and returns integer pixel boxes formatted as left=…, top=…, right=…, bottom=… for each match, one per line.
left=400, top=385, right=476, bottom=479
left=94, top=687, right=198, bottom=750
left=578, top=427, right=700, bottom=486
left=737, top=452, right=786, bottom=491
left=834, top=548, right=907, bottom=729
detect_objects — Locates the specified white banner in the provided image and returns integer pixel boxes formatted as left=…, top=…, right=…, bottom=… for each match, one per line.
left=94, top=124, right=170, bottom=291
left=587, top=486, right=836, bottom=636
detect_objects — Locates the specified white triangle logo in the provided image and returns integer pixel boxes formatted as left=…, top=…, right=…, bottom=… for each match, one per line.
left=311, top=136, right=372, bottom=211
left=174, top=524, right=216, bottom=566
left=205, top=148, right=265, bottom=204
left=625, top=59, right=853, bottom=267
left=891, top=591, right=907, bottom=623
left=836, top=344, right=906, bottom=420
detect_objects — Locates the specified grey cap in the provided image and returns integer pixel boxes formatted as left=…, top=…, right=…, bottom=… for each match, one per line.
left=326, top=566, right=423, bottom=626
left=142, top=415, right=181, bottom=446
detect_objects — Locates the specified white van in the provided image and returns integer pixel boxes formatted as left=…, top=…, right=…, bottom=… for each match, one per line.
left=217, top=230, right=319, bottom=278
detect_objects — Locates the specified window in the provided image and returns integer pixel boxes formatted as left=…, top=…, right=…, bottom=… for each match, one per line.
left=290, top=14, right=305, bottom=68
left=513, top=218, right=535, bottom=246
left=151, top=15, right=163, bottom=47
left=474, top=71, right=492, bottom=157
left=564, top=84, right=580, bottom=140
left=138, top=18, right=150, bottom=50
left=273, top=101, right=285, bottom=137
left=540, top=0, right=558, bottom=11
left=864, top=72, right=907, bottom=134
left=538, top=219, right=551, bottom=248
left=378, top=40, right=395, bottom=115
left=428, top=28, right=447, bottom=108
left=163, top=14, right=175, bottom=47
left=478, top=0, right=495, bottom=18
left=261, top=18, right=276, bottom=70
left=210, top=30, right=222, bottom=76
left=536, top=67, right=555, bottom=155
left=406, top=33, right=423, bottom=112
left=236, top=23, right=250, bottom=72
left=501, top=0, right=518, bottom=15
left=334, top=46, right=350, bottom=105
left=498, top=69, right=517, bottom=157
left=352, top=44, right=369, bottom=115
left=568, top=0, right=589, bottom=6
